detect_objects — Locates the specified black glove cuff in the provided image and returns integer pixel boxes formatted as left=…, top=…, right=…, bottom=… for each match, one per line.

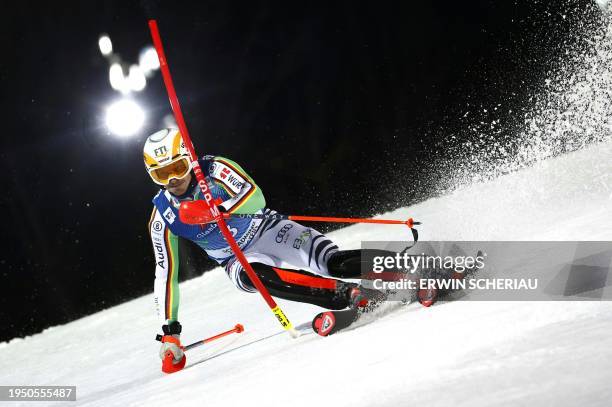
left=162, top=321, right=182, bottom=335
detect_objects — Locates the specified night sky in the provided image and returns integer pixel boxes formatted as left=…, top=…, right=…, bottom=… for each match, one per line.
left=0, top=1, right=600, bottom=342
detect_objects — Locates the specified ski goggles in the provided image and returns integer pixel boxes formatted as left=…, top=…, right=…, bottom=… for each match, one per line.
left=148, top=157, right=192, bottom=185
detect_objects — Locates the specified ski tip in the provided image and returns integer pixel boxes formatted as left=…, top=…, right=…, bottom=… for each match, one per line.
left=417, top=287, right=438, bottom=307
left=312, top=312, right=336, bottom=337
left=288, top=327, right=302, bottom=338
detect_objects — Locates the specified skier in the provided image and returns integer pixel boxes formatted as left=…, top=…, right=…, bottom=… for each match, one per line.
left=145, top=128, right=374, bottom=369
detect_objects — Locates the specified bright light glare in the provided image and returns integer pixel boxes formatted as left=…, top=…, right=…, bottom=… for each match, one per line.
left=98, top=35, right=113, bottom=56
left=109, top=63, right=129, bottom=94
left=139, top=46, right=160, bottom=75
left=105, top=99, right=145, bottom=137
left=163, top=113, right=177, bottom=128
left=128, top=65, right=146, bottom=91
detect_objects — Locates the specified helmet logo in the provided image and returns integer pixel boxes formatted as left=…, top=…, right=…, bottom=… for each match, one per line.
left=154, top=146, right=168, bottom=157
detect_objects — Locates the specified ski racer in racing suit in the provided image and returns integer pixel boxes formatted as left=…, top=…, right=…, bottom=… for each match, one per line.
left=145, top=129, right=368, bottom=369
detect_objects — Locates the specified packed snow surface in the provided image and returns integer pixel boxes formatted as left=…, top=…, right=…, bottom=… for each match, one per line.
left=2, top=141, right=611, bottom=406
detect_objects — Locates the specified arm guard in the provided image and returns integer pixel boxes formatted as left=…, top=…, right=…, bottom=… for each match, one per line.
left=210, top=156, right=265, bottom=214
left=149, top=208, right=181, bottom=324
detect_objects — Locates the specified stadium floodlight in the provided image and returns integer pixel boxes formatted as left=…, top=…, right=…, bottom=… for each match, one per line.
left=98, top=35, right=113, bottom=56
left=105, top=99, right=145, bottom=137
left=139, top=46, right=160, bottom=76
left=109, top=63, right=130, bottom=94
left=128, top=65, right=146, bottom=91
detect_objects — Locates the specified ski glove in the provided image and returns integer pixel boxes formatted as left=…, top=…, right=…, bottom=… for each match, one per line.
left=159, top=334, right=184, bottom=363
left=178, top=199, right=227, bottom=225
left=158, top=321, right=186, bottom=373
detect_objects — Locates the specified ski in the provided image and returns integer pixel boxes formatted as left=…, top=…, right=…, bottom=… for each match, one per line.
left=311, top=256, right=484, bottom=336
left=311, top=294, right=388, bottom=337
left=311, top=308, right=360, bottom=336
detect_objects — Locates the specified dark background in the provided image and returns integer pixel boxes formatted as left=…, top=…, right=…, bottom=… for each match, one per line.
left=0, top=1, right=601, bottom=342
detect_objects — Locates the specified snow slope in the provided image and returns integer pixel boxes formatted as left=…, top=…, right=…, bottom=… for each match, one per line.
left=2, top=141, right=612, bottom=407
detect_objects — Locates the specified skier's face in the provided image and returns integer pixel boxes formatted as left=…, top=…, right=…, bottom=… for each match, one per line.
left=166, top=172, right=192, bottom=196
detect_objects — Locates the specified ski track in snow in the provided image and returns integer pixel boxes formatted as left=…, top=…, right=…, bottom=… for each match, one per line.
left=2, top=141, right=612, bottom=406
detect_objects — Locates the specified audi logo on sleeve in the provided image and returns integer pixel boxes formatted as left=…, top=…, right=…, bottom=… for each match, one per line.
left=275, top=224, right=294, bottom=243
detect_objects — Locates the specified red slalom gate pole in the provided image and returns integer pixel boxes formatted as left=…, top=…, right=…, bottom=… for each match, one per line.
left=148, top=20, right=298, bottom=338
left=184, top=324, right=245, bottom=351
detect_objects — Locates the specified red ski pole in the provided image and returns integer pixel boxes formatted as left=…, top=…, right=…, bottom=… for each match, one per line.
left=178, top=200, right=420, bottom=228
left=156, top=324, right=245, bottom=350
left=183, top=324, right=245, bottom=351
left=156, top=324, right=244, bottom=374
left=288, top=215, right=419, bottom=228
left=148, top=20, right=298, bottom=338
left=178, top=200, right=421, bottom=242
